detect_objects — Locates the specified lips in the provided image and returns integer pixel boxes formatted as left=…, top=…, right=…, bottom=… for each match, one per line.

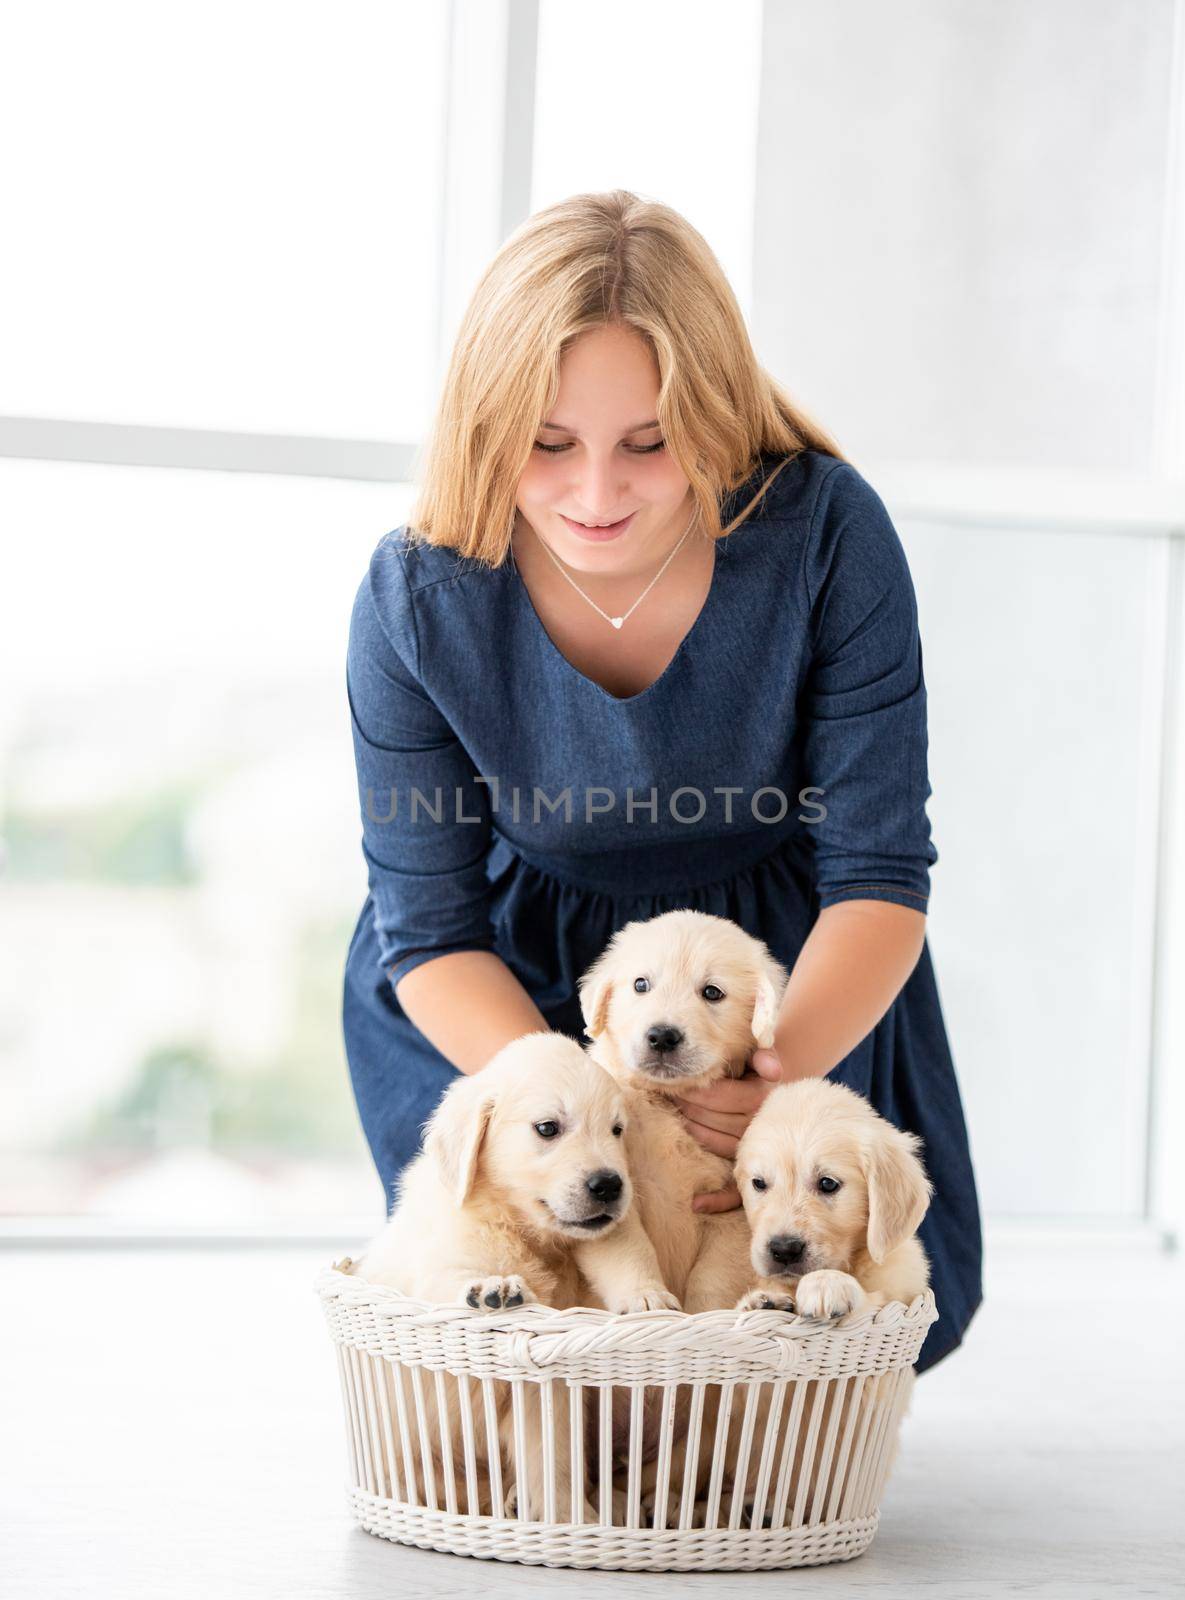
left=559, top=512, right=637, bottom=541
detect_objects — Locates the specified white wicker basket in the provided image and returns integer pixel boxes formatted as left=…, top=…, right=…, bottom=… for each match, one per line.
left=317, top=1261, right=937, bottom=1572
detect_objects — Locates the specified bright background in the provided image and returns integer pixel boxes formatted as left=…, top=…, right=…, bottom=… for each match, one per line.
left=2, top=0, right=1184, bottom=1253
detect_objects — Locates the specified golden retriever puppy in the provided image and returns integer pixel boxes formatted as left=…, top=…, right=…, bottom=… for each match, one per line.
left=733, top=1076, right=932, bottom=1318
left=351, top=1030, right=677, bottom=1520
left=578, top=909, right=790, bottom=1511
left=579, top=908, right=789, bottom=1311
left=722, top=1078, right=933, bottom=1528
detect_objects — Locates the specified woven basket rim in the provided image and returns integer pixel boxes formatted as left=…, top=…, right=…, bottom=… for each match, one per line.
left=315, top=1260, right=939, bottom=1347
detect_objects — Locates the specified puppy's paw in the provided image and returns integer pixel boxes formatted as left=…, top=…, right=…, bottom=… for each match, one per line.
left=501, top=1480, right=523, bottom=1519
left=610, top=1486, right=631, bottom=1524
left=716, top=1491, right=772, bottom=1528
left=610, top=1486, right=666, bottom=1527
left=612, top=1285, right=682, bottom=1314
left=462, top=1274, right=536, bottom=1311
left=575, top=1496, right=601, bottom=1525
left=735, top=1286, right=797, bottom=1313
left=793, top=1269, right=866, bottom=1320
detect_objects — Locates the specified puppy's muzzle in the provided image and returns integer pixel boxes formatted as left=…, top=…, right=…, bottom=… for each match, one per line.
left=552, top=1168, right=627, bottom=1232
left=635, top=1022, right=696, bottom=1081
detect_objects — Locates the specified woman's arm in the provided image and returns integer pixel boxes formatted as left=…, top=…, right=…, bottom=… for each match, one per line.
left=681, top=899, right=926, bottom=1210
left=683, top=462, right=940, bottom=1211
left=764, top=898, right=926, bottom=1080
left=349, top=548, right=553, bottom=1075
left=394, top=950, right=550, bottom=1076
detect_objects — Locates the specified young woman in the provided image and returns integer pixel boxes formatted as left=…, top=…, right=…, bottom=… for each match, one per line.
left=342, top=189, right=982, bottom=1374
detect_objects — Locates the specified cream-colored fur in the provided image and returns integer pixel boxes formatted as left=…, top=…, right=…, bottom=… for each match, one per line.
left=355, top=1030, right=676, bottom=1314
left=733, top=1076, right=933, bottom=1318
left=350, top=1030, right=676, bottom=1518
left=721, top=1076, right=934, bottom=1524
left=579, top=908, right=790, bottom=1312
left=578, top=908, right=790, bottom=1503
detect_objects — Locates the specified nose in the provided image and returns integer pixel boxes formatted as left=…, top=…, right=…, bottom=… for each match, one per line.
left=573, top=456, right=623, bottom=520
left=767, top=1235, right=807, bottom=1268
left=586, top=1169, right=624, bottom=1204
left=647, top=1024, right=684, bottom=1054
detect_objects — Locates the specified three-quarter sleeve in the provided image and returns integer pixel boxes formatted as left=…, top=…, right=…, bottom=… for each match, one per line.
left=346, top=537, right=498, bottom=989
left=799, top=462, right=938, bottom=914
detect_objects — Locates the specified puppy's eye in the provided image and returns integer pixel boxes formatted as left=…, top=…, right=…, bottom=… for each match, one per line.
left=818, top=1175, right=841, bottom=1194
left=702, top=984, right=724, bottom=1003
left=533, top=1120, right=561, bottom=1139
left=751, top=1176, right=768, bottom=1192
left=611, top=1123, right=624, bottom=1138
left=633, top=977, right=650, bottom=993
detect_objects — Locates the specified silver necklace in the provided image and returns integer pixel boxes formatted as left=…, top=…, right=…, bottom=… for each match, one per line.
left=533, top=507, right=698, bottom=631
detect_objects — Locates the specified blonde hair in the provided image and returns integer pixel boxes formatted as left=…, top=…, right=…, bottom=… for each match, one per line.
left=408, top=189, right=848, bottom=567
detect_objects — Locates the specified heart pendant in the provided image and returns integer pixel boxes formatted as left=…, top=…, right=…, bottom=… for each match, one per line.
left=610, top=617, right=624, bottom=629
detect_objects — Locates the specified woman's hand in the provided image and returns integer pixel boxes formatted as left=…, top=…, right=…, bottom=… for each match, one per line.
left=679, top=1048, right=785, bottom=1213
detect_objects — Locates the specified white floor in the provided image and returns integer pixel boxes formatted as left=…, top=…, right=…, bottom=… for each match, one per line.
left=2, top=1235, right=1182, bottom=1599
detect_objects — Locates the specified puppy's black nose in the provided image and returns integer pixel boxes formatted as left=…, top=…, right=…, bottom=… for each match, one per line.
left=767, top=1235, right=807, bottom=1267
left=586, top=1169, right=623, bottom=1203
left=647, top=1023, right=684, bottom=1053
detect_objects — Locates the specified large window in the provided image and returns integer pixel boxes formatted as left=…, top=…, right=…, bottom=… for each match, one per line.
left=0, top=0, right=765, bottom=1228
left=0, top=2, right=449, bottom=439
left=0, top=459, right=411, bottom=1222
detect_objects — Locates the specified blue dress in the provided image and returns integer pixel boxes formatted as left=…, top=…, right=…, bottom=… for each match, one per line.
left=342, top=448, right=983, bottom=1375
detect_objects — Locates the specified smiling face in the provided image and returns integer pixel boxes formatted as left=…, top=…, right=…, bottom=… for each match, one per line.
left=514, top=322, right=695, bottom=579
left=578, top=910, right=788, bottom=1093
left=424, top=1031, right=635, bottom=1242
left=483, top=1051, right=634, bottom=1240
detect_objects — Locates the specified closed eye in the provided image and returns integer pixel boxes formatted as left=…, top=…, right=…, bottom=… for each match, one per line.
left=533, top=440, right=665, bottom=455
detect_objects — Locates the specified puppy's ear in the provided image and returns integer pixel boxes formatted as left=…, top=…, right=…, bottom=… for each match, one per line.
left=578, top=949, right=615, bottom=1042
left=749, top=954, right=788, bottom=1049
left=864, top=1124, right=933, bottom=1263
left=423, top=1074, right=495, bottom=1205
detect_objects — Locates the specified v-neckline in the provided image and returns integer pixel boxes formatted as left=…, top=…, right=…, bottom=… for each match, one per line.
left=510, top=527, right=735, bottom=707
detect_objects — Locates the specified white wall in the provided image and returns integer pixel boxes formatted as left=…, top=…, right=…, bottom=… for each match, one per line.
left=752, top=0, right=1185, bottom=1230
left=753, top=0, right=1176, bottom=473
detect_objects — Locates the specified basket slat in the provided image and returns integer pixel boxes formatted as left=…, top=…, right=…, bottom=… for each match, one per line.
left=408, top=1365, right=437, bottom=1512
left=625, top=1386, right=644, bottom=1529
left=679, top=1382, right=708, bottom=1531
left=567, top=1383, right=584, bottom=1526
left=510, top=1379, right=531, bottom=1522
left=539, top=1379, right=557, bottom=1525
left=825, top=1371, right=866, bottom=1524
left=457, top=1375, right=479, bottom=1517
left=703, top=1381, right=736, bottom=1529
left=479, top=1376, right=503, bottom=1517
left=597, top=1386, right=612, bottom=1526
left=651, top=1383, right=678, bottom=1532
left=748, top=1379, right=786, bottom=1528
left=727, top=1380, right=762, bottom=1530
left=809, top=1373, right=850, bottom=1525
left=348, top=1345, right=378, bottom=1498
